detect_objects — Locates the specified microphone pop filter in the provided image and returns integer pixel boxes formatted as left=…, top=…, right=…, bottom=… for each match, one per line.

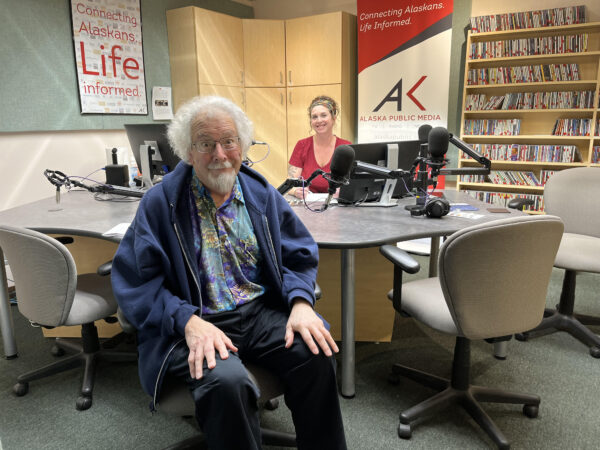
left=330, top=145, right=355, bottom=180
left=427, top=127, right=449, bottom=159
left=418, top=124, right=432, bottom=143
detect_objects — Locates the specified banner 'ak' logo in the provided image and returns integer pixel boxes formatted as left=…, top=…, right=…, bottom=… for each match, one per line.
left=373, top=76, right=427, bottom=112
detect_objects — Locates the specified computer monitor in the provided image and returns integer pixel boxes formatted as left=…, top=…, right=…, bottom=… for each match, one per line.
left=338, top=140, right=421, bottom=204
left=124, top=124, right=181, bottom=183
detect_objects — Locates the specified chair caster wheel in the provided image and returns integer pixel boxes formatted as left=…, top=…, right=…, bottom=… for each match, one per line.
left=51, top=344, right=65, bottom=357
left=398, top=422, right=412, bottom=439
left=523, top=404, right=538, bottom=418
left=590, top=347, right=600, bottom=358
left=13, top=382, right=29, bottom=396
left=264, top=399, right=279, bottom=411
left=76, top=395, right=93, bottom=411
left=515, top=333, right=528, bottom=342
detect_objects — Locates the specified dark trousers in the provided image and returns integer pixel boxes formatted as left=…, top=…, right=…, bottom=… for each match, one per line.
left=166, top=297, right=347, bottom=450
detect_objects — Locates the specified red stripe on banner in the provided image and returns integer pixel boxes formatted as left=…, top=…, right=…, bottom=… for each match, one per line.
left=357, top=0, right=453, bottom=73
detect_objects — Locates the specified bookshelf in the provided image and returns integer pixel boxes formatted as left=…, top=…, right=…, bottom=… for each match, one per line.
left=458, top=18, right=600, bottom=213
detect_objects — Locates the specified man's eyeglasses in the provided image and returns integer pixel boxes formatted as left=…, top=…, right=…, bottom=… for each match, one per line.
left=191, top=136, right=240, bottom=154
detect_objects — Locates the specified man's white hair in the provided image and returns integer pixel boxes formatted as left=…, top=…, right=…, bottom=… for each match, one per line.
left=167, top=96, right=254, bottom=162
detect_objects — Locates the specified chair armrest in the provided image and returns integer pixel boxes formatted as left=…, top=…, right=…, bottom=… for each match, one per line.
left=314, top=283, right=322, bottom=300
left=379, top=245, right=420, bottom=274
left=380, top=245, right=421, bottom=314
left=117, top=309, right=137, bottom=335
left=97, top=260, right=112, bottom=276
left=507, top=198, right=535, bottom=211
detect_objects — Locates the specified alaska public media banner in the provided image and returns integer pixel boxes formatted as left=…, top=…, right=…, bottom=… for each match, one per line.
left=357, top=0, right=453, bottom=142
left=71, top=0, right=147, bottom=114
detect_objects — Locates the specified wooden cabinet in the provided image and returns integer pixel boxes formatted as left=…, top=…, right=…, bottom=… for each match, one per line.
left=245, top=87, right=288, bottom=186
left=167, top=7, right=357, bottom=185
left=166, top=7, right=243, bottom=110
left=458, top=22, right=600, bottom=212
left=286, top=12, right=347, bottom=86
left=199, top=84, right=245, bottom=111
left=243, top=19, right=286, bottom=87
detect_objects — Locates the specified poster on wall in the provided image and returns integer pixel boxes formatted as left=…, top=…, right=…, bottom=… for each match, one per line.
left=357, top=0, right=454, bottom=143
left=70, top=0, right=147, bottom=114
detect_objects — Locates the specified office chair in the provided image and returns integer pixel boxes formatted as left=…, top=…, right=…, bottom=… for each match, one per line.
left=379, top=215, right=563, bottom=449
left=513, top=167, right=600, bottom=357
left=114, top=287, right=325, bottom=449
left=0, top=225, right=136, bottom=411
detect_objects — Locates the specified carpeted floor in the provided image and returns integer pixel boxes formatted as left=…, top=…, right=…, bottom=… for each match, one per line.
left=1, top=262, right=599, bottom=449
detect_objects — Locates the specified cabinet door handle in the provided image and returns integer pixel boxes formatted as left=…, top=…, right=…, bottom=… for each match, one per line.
left=289, top=92, right=292, bottom=104
left=280, top=71, right=283, bottom=85
left=288, top=70, right=292, bottom=84
left=280, top=92, right=284, bottom=105
left=241, top=71, right=244, bottom=85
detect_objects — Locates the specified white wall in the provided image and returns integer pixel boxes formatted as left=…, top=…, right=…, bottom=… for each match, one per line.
left=0, top=131, right=130, bottom=211
left=471, top=0, right=599, bottom=20
left=253, top=0, right=356, bottom=19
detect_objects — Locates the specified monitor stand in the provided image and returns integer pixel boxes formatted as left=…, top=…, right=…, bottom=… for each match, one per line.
left=355, top=179, right=398, bottom=207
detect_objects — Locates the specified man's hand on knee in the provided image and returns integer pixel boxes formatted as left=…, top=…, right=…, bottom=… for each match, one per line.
left=184, top=315, right=238, bottom=379
left=285, top=298, right=339, bottom=357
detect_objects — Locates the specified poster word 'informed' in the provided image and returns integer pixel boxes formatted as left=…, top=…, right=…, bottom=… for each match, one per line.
left=357, top=0, right=454, bottom=142
left=71, top=0, right=147, bottom=114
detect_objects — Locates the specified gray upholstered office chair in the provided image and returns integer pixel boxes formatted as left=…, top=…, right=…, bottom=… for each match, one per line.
left=514, top=167, right=600, bottom=357
left=0, top=225, right=136, bottom=410
left=379, top=215, right=563, bottom=449
left=115, top=287, right=325, bottom=449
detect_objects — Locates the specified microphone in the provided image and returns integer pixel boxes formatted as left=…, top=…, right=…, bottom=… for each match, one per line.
left=323, top=145, right=355, bottom=209
left=418, top=124, right=432, bottom=144
left=427, top=126, right=449, bottom=164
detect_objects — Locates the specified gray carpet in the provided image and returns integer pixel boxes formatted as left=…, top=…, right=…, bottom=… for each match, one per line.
left=1, top=261, right=599, bottom=449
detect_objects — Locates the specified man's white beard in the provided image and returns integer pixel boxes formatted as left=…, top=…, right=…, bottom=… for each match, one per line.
left=205, top=161, right=237, bottom=195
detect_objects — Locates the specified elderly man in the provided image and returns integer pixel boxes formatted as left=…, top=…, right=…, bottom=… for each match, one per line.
left=111, top=96, right=346, bottom=449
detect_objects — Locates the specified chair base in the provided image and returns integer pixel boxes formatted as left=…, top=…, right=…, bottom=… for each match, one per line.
left=517, top=269, right=600, bottom=358
left=161, top=427, right=297, bottom=449
left=516, top=308, right=600, bottom=358
left=390, top=337, right=540, bottom=449
left=13, top=323, right=137, bottom=410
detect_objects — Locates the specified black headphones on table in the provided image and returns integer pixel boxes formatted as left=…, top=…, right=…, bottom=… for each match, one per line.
left=409, top=197, right=450, bottom=218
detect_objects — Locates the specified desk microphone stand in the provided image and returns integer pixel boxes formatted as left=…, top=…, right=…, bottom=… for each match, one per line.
left=277, top=169, right=324, bottom=196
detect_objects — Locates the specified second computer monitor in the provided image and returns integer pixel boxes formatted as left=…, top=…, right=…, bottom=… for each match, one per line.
left=124, top=123, right=182, bottom=181
left=338, top=140, right=421, bottom=204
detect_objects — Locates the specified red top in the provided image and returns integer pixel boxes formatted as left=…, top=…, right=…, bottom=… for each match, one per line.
left=289, top=136, right=352, bottom=193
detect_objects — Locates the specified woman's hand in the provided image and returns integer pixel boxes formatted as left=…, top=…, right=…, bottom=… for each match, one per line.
left=293, top=187, right=311, bottom=199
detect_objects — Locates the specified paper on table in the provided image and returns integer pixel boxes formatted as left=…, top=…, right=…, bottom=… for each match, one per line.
left=103, top=222, right=132, bottom=238
left=447, top=211, right=485, bottom=219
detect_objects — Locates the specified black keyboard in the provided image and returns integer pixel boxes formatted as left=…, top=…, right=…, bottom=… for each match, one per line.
left=102, top=185, right=145, bottom=198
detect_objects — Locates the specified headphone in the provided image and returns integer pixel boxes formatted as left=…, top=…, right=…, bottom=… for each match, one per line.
left=409, top=197, right=450, bottom=218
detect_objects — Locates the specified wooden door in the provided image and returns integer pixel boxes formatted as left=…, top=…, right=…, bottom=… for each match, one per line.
left=243, top=19, right=286, bottom=87
left=245, top=88, right=288, bottom=187
left=198, top=84, right=246, bottom=110
left=286, top=84, right=343, bottom=154
left=285, top=12, right=342, bottom=86
left=166, top=7, right=200, bottom=111
left=193, top=8, right=244, bottom=87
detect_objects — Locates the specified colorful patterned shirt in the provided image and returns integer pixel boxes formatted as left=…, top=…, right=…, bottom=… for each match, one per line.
left=189, top=174, right=265, bottom=314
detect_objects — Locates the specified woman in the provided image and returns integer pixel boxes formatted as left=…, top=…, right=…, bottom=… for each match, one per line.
left=288, top=95, right=351, bottom=198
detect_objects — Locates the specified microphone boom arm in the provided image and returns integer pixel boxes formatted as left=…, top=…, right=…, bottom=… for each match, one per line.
left=277, top=168, right=325, bottom=195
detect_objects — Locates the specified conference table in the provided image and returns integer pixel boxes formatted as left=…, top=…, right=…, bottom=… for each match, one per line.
left=0, top=189, right=522, bottom=397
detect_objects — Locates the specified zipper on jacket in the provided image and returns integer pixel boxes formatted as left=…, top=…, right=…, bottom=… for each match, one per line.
left=150, top=204, right=203, bottom=412
left=262, top=215, right=282, bottom=282
left=173, top=216, right=203, bottom=315
left=151, top=337, right=184, bottom=411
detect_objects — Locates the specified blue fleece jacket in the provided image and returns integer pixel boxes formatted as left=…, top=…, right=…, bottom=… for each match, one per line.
left=111, top=161, right=319, bottom=406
